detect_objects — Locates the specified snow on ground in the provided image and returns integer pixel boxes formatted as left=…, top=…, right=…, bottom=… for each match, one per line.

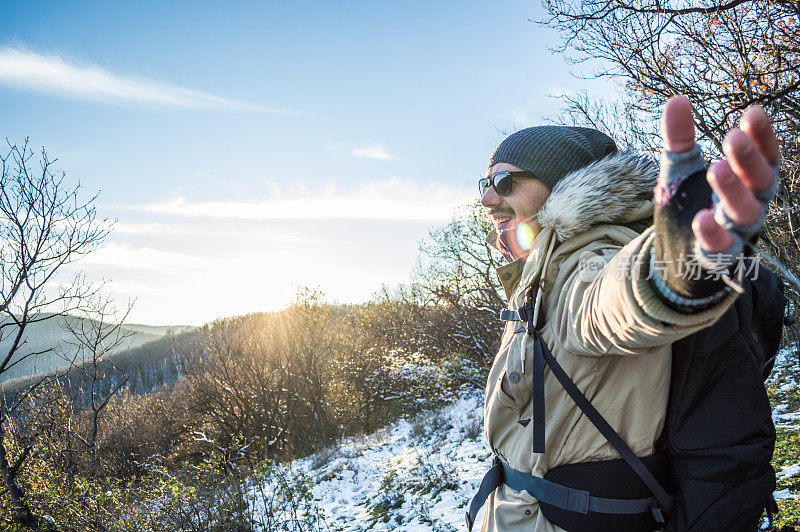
left=769, top=343, right=800, bottom=511
left=778, top=462, right=800, bottom=480
left=257, top=390, right=493, bottom=531
left=773, top=403, right=800, bottom=426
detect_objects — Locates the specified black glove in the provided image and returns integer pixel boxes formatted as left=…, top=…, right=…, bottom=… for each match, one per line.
left=651, top=145, right=778, bottom=312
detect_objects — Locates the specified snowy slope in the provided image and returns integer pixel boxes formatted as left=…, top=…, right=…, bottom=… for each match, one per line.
left=767, top=345, right=800, bottom=513
left=253, top=391, right=493, bottom=531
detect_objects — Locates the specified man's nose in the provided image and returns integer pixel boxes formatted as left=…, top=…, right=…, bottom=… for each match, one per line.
left=481, top=186, right=501, bottom=207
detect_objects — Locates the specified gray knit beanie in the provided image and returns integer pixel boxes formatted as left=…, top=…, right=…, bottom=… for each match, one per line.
left=489, top=126, right=618, bottom=190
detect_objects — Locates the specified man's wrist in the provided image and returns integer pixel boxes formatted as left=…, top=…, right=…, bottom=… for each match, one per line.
left=648, top=253, right=732, bottom=313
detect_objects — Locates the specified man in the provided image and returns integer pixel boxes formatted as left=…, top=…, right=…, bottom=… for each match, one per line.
left=471, top=95, right=779, bottom=531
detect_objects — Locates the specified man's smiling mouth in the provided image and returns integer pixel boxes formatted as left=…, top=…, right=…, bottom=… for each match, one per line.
left=490, top=211, right=514, bottom=230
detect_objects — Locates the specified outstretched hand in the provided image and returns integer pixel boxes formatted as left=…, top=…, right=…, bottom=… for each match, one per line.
left=661, top=95, right=779, bottom=254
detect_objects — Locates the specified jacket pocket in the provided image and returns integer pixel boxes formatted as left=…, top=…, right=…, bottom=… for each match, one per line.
left=495, top=370, right=519, bottom=412
left=497, top=334, right=534, bottom=414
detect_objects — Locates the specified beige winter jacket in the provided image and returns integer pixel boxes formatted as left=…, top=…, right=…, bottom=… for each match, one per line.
left=479, top=151, right=739, bottom=531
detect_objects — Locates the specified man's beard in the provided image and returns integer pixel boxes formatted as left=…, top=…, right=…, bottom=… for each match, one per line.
left=496, top=226, right=518, bottom=262
left=491, top=208, right=522, bottom=261
left=493, top=211, right=538, bottom=262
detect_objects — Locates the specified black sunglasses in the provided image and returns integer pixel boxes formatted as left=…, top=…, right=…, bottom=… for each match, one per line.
left=478, top=170, right=537, bottom=197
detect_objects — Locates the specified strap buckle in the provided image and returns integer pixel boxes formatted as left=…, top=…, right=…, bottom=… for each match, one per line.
left=500, top=307, right=533, bottom=322
left=525, top=285, right=539, bottom=336
left=500, top=308, right=519, bottom=321
left=650, top=501, right=665, bottom=524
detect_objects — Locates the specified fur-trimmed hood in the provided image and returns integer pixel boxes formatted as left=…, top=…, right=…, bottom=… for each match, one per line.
left=537, top=149, right=657, bottom=242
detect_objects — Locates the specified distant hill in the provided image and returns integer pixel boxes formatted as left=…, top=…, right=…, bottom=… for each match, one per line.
left=1, top=326, right=203, bottom=408
left=0, top=313, right=193, bottom=383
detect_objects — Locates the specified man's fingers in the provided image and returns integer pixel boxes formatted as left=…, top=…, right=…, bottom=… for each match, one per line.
left=722, top=129, right=774, bottom=193
left=707, top=160, right=762, bottom=226
left=693, top=209, right=733, bottom=254
left=740, top=105, right=780, bottom=167
left=671, top=101, right=777, bottom=260
left=662, top=95, right=695, bottom=153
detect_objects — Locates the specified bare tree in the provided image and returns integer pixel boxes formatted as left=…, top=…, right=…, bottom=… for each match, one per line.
left=0, top=139, right=110, bottom=528
left=548, top=92, right=662, bottom=154
left=541, top=0, right=800, bottom=296
left=377, top=203, right=507, bottom=366
left=59, top=294, right=133, bottom=477
left=177, top=314, right=295, bottom=463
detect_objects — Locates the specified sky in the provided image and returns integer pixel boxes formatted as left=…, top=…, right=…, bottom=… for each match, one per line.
left=0, top=0, right=615, bottom=326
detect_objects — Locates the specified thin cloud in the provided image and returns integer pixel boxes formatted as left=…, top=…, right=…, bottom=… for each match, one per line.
left=0, top=46, right=305, bottom=115
left=114, top=179, right=475, bottom=221
left=352, top=145, right=393, bottom=160
left=111, top=221, right=336, bottom=244
left=76, top=242, right=207, bottom=271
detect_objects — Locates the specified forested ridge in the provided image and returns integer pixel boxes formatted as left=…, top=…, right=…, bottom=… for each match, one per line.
left=0, top=314, right=191, bottom=384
